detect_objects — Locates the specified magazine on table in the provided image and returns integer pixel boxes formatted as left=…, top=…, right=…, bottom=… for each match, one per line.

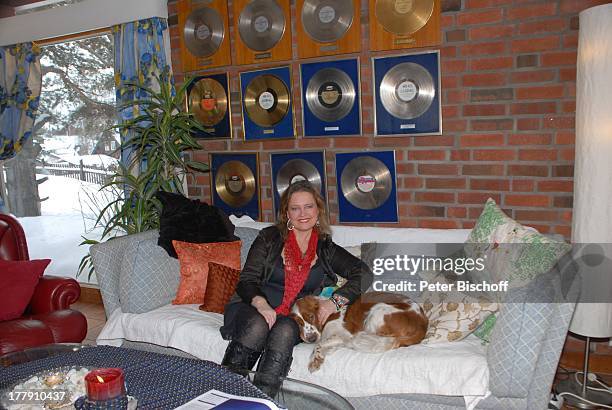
left=174, top=389, right=287, bottom=410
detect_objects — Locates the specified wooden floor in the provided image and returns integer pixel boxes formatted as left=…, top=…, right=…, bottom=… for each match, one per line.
left=72, top=301, right=106, bottom=345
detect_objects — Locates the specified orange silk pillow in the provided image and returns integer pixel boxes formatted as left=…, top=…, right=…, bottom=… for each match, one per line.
left=172, top=240, right=241, bottom=305
left=199, top=262, right=241, bottom=314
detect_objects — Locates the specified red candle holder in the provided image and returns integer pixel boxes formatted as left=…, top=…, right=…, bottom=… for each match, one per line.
left=84, top=368, right=126, bottom=401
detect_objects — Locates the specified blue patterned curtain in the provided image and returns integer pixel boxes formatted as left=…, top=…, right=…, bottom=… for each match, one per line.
left=0, top=43, right=42, bottom=161
left=113, top=17, right=173, bottom=163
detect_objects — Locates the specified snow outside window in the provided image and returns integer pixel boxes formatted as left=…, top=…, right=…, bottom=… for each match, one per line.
left=1, top=33, right=118, bottom=284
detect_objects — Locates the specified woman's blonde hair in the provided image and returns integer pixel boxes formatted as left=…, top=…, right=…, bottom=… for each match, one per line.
left=276, top=180, right=330, bottom=239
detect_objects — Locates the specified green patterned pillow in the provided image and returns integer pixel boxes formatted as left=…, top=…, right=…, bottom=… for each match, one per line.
left=465, top=198, right=571, bottom=290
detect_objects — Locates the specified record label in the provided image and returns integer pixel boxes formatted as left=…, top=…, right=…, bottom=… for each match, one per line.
left=319, top=83, right=342, bottom=107
left=319, top=6, right=336, bottom=23
left=227, top=175, right=244, bottom=193
left=254, top=16, right=270, bottom=32
left=196, top=25, right=211, bottom=40
left=357, top=175, right=376, bottom=193
left=397, top=81, right=418, bottom=102
left=259, top=92, right=275, bottom=110
left=291, top=174, right=307, bottom=184
left=394, top=0, right=413, bottom=14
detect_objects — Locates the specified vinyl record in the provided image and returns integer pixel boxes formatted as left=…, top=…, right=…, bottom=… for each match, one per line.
left=276, top=158, right=323, bottom=197
left=301, top=0, right=354, bottom=43
left=244, top=74, right=290, bottom=127
left=379, top=62, right=435, bottom=120
left=374, top=0, right=434, bottom=36
left=305, top=67, right=355, bottom=122
left=238, top=0, right=286, bottom=52
left=188, top=78, right=227, bottom=127
left=183, top=7, right=225, bottom=57
left=215, top=160, right=256, bottom=208
left=341, top=155, right=392, bottom=210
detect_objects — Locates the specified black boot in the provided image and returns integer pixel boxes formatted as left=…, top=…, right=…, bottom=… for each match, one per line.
left=253, top=349, right=293, bottom=398
left=221, top=341, right=261, bottom=377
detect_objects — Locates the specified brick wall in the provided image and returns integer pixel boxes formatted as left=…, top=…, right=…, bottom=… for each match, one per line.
left=167, top=0, right=612, bottom=365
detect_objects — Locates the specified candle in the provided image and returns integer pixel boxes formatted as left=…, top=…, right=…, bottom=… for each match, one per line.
left=84, top=368, right=126, bottom=401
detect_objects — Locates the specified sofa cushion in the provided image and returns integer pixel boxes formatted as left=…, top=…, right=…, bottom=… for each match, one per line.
left=421, top=290, right=499, bottom=344
left=0, top=259, right=50, bottom=321
left=119, top=234, right=180, bottom=314
left=90, top=230, right=158, bottom=318
left=465, top=198, right=570, bottom=289
left=199, top=262, right=240, bottom=314
left=234, top=226, right=259, bottom=268
left=156, top=191, right=237, bottom=258
left=173, top=240, right=241, bottom=305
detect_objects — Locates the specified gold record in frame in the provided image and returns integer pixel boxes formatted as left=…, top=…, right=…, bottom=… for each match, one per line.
left=188, top=78, right=228, bottom=127
left=233, top=0, right=293, bottom=65
left=369, top=0, right=440, bottom=51
left=215, top=160, right=256, bottom=208
left=243, top=74, right=290, bottom=128
left=296, top=0, right=361, bottom=58
left=178, top=0, right=231, bottom=71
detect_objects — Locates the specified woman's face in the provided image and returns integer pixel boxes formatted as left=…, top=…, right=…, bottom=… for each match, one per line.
left=287, top=191, right=319, bottom=232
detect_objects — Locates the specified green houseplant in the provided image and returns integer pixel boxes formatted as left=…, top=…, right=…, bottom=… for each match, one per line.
left=78, top=72, right=208, bottom=278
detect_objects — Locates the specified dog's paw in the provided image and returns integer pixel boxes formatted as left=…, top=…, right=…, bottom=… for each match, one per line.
left=308, top=348, right=324, bottom=372
left=308, top=356, right=323, bottom=373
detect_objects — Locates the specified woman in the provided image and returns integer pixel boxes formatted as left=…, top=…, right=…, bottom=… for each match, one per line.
left=220, top=180, right=373, bottom=397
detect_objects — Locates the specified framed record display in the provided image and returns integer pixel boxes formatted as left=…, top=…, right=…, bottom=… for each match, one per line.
left=240, top=66, right=295, bottom=140
left=300, top=58, right=361, bottom=137
left=233, top=0, right=292, bottom=65
left=178, top=0, right=231, bottom=71
left=187, top=73, right=231, bottom=139
left=270, top=151, right=327, bottom=216
left=335, top=151, right=398, bottom=223
left=296, top=0, right=361, bottom=59
left=369, top=0, right=440, bottom=51
left=210, top=152, right=260, bottom=220
left=373, top=51, right=441, bottom=136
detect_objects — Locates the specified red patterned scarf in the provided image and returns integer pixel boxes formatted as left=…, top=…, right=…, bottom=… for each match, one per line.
left=275, top=229, right=319, bottom=315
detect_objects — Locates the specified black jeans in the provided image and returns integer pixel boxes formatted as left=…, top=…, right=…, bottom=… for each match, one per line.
left=227, top=303, right=301, bottom=358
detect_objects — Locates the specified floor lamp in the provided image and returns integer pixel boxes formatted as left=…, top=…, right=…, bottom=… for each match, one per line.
left=558, top=3, right=612, bottom=409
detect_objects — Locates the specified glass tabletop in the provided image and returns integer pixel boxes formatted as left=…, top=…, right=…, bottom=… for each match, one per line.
left=0, top=343, right=90, bottom=368
left=244, top=371, right=354, bottom=410
left=1, top=344, right=354, bottom=410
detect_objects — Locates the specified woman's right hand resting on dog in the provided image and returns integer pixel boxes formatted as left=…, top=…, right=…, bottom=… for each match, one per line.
left=252, top=296, right=277, bottom=329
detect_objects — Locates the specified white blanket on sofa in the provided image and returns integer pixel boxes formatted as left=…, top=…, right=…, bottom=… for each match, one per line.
left=97, top=304, right=489, bottom=408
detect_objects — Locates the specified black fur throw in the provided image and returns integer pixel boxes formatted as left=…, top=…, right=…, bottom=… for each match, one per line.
left=155, top=191, right=238, bottom=258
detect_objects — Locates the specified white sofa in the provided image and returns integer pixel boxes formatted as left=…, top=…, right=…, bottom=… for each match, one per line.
left=91, top=217, right=574, bottom=409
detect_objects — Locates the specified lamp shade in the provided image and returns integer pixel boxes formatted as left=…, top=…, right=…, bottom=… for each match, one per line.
left=570, top=3, right=612, bottom=338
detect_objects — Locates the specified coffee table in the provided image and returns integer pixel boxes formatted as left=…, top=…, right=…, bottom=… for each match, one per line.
left=0, top=344, right=353, bottom=409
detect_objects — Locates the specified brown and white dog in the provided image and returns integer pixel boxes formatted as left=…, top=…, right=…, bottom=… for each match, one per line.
left=290, top=291, right=428, bottom=372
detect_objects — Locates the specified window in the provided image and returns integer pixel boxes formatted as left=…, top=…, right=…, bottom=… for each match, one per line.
left=1, top=33, right=117, bottom=284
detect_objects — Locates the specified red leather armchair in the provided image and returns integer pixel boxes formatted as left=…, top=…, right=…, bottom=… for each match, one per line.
left=0, top=214, right=87, bottom=356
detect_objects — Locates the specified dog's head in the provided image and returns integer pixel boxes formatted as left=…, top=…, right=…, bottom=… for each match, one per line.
left=289, top=296, right=324, bottom=344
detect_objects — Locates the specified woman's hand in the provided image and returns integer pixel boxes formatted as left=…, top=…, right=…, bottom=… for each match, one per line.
left=317, top=299, right=337, bottom=324
left=251, top=296, right=276, bottom=329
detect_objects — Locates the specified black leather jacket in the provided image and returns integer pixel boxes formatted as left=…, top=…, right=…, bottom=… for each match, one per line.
left=233, top=226, right=373, bottom=305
